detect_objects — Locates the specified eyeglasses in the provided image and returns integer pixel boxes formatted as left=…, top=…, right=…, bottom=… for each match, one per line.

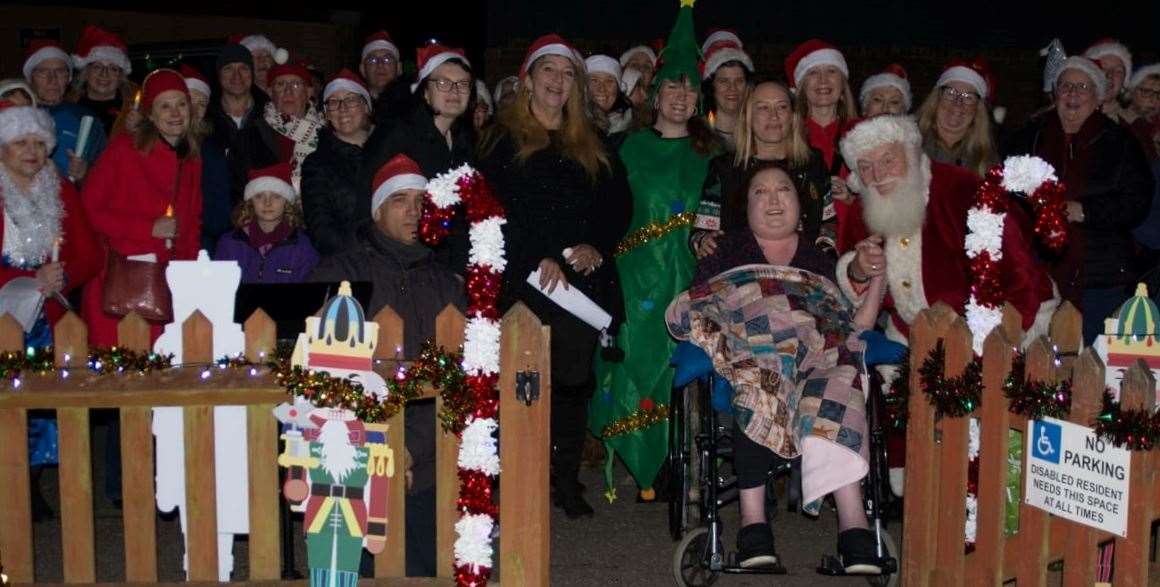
left=1056, top=81, right=1095, bottom=96
left=272, top=79, right=306, bottom=93
left=1134, top=87, right=1160, bottom=100
left=89, top=63, right=123, bottom=76
left=325, top=95, right=366, bottom=112
left=364, top=55, right=396, bottom=67
left=428, top=78, right=471, bottom=93
left=940, top=86, right=980, bottom=107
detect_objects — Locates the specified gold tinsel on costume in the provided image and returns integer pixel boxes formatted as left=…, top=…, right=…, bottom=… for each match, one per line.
left=600, top=403, right=670, bottom=438
left=613, top=211, right=696, bottom=257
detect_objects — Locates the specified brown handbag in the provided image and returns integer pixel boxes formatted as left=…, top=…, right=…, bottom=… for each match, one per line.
left=101, top=249, right=172, bottom=322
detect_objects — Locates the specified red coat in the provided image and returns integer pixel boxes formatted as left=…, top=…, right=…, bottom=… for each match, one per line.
left=0, top=177, right=101, bottom=325
left=80, top=134, right=203, bottom=346
left=836, top=160, right=1056, bottom=340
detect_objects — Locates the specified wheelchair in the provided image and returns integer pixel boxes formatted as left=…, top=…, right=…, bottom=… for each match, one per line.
left=667, top=340, right=900, bottom=586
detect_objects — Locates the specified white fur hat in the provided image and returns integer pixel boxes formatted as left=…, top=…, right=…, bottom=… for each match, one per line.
left=585, top=55, right=622, bottom=82
left=0, top=103, right=56, bottom=151
left=839, top=115, right=921, bottom=168
left=859, top=65, right=912, bottom=112
left=619, top=45, right=657, bottom=69
left=1055, top=56, right=1108, bottom=101
left=1084, top=39, right=1132, bottom=83
left=1129, top=63, right=1160, bottom=90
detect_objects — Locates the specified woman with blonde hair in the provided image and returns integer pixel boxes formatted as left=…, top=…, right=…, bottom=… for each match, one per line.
left=694, top=78, right=834, bottom=259
left=479, top=34, right=632, bottom=519
left=915, top=59, right=998, bottom=177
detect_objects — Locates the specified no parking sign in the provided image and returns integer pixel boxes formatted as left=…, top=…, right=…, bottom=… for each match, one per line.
left=1024, top=418, right=1131, bottom=536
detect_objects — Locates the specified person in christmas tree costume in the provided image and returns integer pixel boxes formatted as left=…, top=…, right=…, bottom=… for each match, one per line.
left=591, top=0, right=719, bottom=502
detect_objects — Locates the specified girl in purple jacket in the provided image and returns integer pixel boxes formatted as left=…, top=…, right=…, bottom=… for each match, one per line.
left=215, top=162, right=319, bottom=283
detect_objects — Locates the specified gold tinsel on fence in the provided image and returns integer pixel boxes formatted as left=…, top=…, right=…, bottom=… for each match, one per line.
left=614, top=212, right=696, bottom=257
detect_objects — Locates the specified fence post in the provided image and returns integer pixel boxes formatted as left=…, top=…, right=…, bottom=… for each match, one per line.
left=1116, top=360, right=1156, bottom=586
left=434, top=305, right=466, bottom=579
left=902, top=303, right=955, bottom=585
left=969, top=326, right=1016, bottom=585
left=933, top=318, right=972, bottom=584
left=1049, top=302, right=1082, bottom=379
left=53, top=313, right=95, bottom=582
left=116, top=313, right=157, bottom=582
left=181, top=311, right=219, bottom=581
left=243, top=310, right=280, bottom=580
left=499, top=303, right=551, bottom=587
left=0, top=314, right=31, bottom=583
left=371, top=305, right=406, bottom=579
left=1011, top=338, right=1056, bottom=584
left=1059, top=348, right=1104, bottom=587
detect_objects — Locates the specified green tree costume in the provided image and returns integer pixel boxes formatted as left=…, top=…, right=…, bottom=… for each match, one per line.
left=590, top=0, right=711, bottom=496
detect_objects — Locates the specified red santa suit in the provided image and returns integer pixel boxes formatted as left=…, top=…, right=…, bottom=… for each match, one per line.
left=835, top=158, right=1058, bottom=346
left=80, top=133, right=203, bottom=346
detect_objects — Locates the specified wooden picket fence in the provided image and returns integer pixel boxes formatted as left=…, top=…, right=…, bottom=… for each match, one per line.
left=0, top=303, right=551, bottom=586
left=901, top=302, right=1160, bottom=586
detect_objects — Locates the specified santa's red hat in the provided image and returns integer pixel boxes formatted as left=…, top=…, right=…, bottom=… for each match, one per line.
left=140, top=68, right=189, bottom=112
left=411, top=43, right=470, bottom=93
left=701, top=28, right=743, bottom=55
left=266, top=61, right=312, bottom=89
left=73, top=25, right=131, bottom=75
left=785, top=39, right=848, bottom=90
left=519, top=34, right=582, bottom=81
left=361, top=30, right=399, bottom=61
left=245, top=162, right=296, bottom=203
left=859, top=64, right=912, bottom=112
left=323, top=68, right=371, bottom=105
left=22, top=39, right=72, bottom=82
left=1084, top=38, right=1132, bottom=82
left=371, top=154, right=427, bottom=218
left=702, top=40, right=753, bottom=80
left=236, top=33, right=289, bottom=65
left=584, top=55, right=622, bottom=81
left=0, top=100, right=56, bottom=151
left=1054, top=56, right=1108, bottom=101
left=936, top=58, right=995, bottom=101
left=619, top=45, right=657, bottom=69
left=179, top=64, right=210, bottom=97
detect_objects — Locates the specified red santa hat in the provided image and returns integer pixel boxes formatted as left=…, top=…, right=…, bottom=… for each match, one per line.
left=519, top=34, right=583, bottom=81
left=785, top=39, right=848, bottom=90
left=266, top=61, right=312, bottom=89
left=1084, top=38, right=1132, bottom=82
left=859, top=63, right=912, bottom=112
left=1054, top=56, right=1108, bottom=101
left=72, top=25, right=132, bottom=75
left=236, top=33, right=289, bottom=65
left=701, top=28, right=743, bottom=55
left=1130, top=63, right=1160, bottom=90
left=371, top=154, right=426, bottom=218
left=179, top=64, right=210, bottom=97
left=361, top=30, right=399, bottom=61
left=323, top=68, right=371, bottom=105
left=936, top=58, right=995, bottom=101
left=702, top=41, right=753, bottom=80
left=245, top=162, right=297, bottom=203
left=411, top=43, right=470, bottom=93
left=22, top=39, right=72, bottom=82
left=619, top=45, right=658, bottom=69
left=584, top=55, right=622, bottom=81
left=0, top=100, right=56, bottom=151
left=839, top=115, right=922, bottom=170
left=140, top=68, right=189, bottom=113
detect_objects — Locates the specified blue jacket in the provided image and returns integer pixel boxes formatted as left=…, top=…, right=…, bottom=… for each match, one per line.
left=46, top=102, right=107, bottom=178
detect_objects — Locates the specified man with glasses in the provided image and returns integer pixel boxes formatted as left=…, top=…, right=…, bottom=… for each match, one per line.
left=359, top=31, right=413, bottom=127
left=23, top=39, right=107, bottom=184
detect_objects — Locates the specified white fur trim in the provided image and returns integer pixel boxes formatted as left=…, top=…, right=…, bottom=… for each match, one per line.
left=23, top=46, right=71, bottom=82
left=1085, top=41, right=1132, bottom=81
left=702, top=47, right=753, bottom=80
left=322, top=78, right=370, bottom=105
left=859, top=73, right=911, bottom=112
left=884, top=231, right=929, bottom=324
left=411, top=52, right=471, bottom=94
left=1129, top=64, right=1160, bottom=90
left=74, top=45, right=131, bottom=75
left=0, top=105, right=55, bottom=151
left=1055, top=57, right=1108, bottom=101
left=839, top=115, right=922, bottom=168
left=835, top=251, right=867, bottom=305
left=362, top=39, right=399, bottom=61
left=584, top=55, right=621, bottom=81
left=522, top=43, right=581, bottom=76
left=371, top=173, right=426, bottom=217
left=793, top=48, right=848, bottom=88
left=244, top=176, right=296, bottom=203
left=239, top=35, right=277, bottom=56
left=619, top=45, right=656, bottom=68
left=185, top=77, right=210, bottom=98
left=475, top=79, right=493, bottom=109
left=620, top=68, right=643, bottom=94
left=937, top=65, right=988, bottom=100
left=701, top=31, right=742, bottom=54
left=1020, top=281, right=1060, bottom=350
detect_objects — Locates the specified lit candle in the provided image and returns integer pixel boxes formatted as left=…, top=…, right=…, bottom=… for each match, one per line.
left=164, top=204, right=174, bottom=250
left=132, top=88, right=142, bottom=111
left=51, top=238, right=60, bottom=263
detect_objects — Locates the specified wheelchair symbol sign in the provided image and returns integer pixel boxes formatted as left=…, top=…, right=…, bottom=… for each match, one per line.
left=1032, top=420, right=1061, bottom=464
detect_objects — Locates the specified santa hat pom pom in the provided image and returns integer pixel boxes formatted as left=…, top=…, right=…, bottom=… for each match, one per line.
left=274, top=48, right=289, bottom=65
left=992, top=106, right=1007, bottom=125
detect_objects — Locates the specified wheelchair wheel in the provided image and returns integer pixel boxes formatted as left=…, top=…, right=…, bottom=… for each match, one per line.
left=672, top=526, right=719, bottom=586
left=668, top=382, right=700, bottom=541
left=865, top=530, right=899, bottom=587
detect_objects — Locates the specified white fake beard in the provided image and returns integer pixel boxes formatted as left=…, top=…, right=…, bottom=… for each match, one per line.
left=861, top=159, right=929, bottom=238
left=318, top=419, right=359, bottom=484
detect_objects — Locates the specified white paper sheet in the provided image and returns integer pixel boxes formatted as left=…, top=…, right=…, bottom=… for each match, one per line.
left=526, top=268, right=612, bottom=331
left=0, top=277, right=45, bottom=331
left=127, top=253, right=158, bottom=263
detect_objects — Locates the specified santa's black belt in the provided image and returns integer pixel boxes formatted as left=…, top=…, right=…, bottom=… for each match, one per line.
left=311, top=483, right=364, bottom=499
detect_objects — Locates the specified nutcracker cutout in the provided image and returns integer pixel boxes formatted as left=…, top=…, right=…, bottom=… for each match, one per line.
left=275, top=282, right=395, bottom=587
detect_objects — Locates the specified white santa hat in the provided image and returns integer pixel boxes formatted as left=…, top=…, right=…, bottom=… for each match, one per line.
left=475, top=79, right=493, bottom=111
left=936, top=61, right=993, bottom=101
left=839, top=115, right=922, bottom=170
left=1054, top=56, right=1108, bottom=101
left=493, top=76, right=518, bottom=104
left=619, top=45, right=657, bottom=69
left=1084, top=38, right=1132, bottom=83
left=859, top=64, right=912, bottom=112
left=1130, top=63, right=1160, bottom=90
left=702, top=41, right=753, bottom=80
left=245, top=162, right=297, bottom=203
left=784, top=39, right=848, bottom=90
left=361, top=30, right=399, bottom=61
left=22, top=40, right=72, bottom=82
left=179, top=64, right=211, bottom=98
left=411, top=43, right=470, bottom=93
left=701, top=28, right=743, bottom=55
left=371, top=154, right=427, bottom=219
left=238, top=34, right=289, bottom=65
left=585, top=55, right=622, bottom=82
left=621, top=68, right=644, bottom=95
left=0, top=79, right=37, bottom=107
left=0, top=101, right=56, bottom=151
left=520, top=34, right=583, bottom=80
left=323, top=68, right=371, bottom=105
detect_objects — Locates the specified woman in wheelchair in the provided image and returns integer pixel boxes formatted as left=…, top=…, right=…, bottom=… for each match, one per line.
left=667, top=165, right=888, bottom=574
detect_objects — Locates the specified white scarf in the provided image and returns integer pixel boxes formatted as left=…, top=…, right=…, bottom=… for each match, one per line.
left=262, top=102, right=324, bottom=192
left=0, top=163, right=63, bottom=269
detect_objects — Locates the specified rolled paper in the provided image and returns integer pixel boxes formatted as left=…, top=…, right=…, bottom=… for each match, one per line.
left=74, top=116, right=94, bottom=160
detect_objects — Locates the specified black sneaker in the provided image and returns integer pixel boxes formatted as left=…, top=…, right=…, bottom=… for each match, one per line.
left=555, top=492, right=595, bottom=519
left=736, top=523, right=779, bottom=569
left=837, top=528, right=883, bottom=575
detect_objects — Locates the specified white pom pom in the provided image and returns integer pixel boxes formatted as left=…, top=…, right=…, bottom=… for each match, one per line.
left=453, top=513, right=495, bottom=569
left=992, top=105, right=1007, bottom=124
left=468, top=217, right=508, bottom=271
left=462, top=317, right=502, bottom=375
left=458, top=417, right=500, bottom=475
left=274, top=48, right=289, bottom=65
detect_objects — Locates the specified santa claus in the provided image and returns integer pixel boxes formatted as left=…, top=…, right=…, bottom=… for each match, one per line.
left=835, top=115, right=1059, bottom=347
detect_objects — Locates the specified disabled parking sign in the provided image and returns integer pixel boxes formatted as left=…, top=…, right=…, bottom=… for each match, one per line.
left=1025, top=418, right=1131, bottom=536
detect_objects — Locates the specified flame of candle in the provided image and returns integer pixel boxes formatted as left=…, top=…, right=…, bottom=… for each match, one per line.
left=132, top=89, right=142, bottom=110
left=707, top=110, right=716, bottom=128
left=165, top=204, right=174, bottom=217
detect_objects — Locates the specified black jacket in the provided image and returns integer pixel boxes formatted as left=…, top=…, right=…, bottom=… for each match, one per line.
left=207, top=87, right=268, bottom=156
left=227, top=113, right=285, bottom=204
left=1004, top=111, right=1154, bottom=296
left=300, top=128, right=365, bottom=255
left=309, top=225, right=466, bottom=493
left=371, top=74, right=417, bottom=128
